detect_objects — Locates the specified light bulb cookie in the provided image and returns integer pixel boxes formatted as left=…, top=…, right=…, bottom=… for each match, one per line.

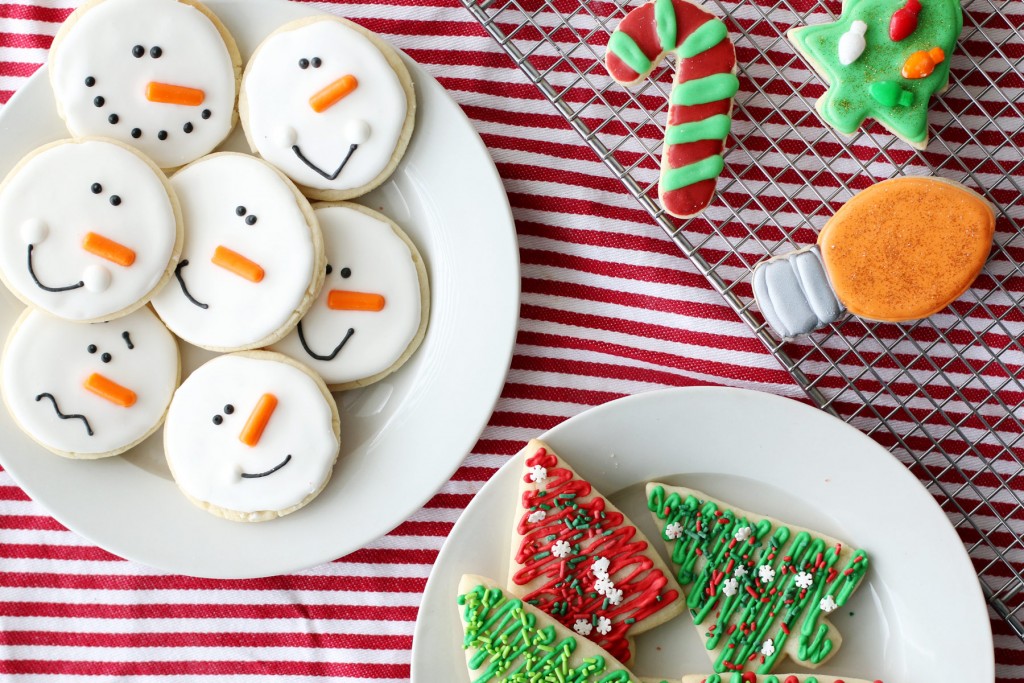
left=240, top=16, right=416, bottom=200
left=151, top=153, right=325, bottom=352
left=0, top=138, right=183, bottom=323
left=1, top=306, right=179, bottom=459
left=270, top=203, right=428, bottom=391
left=164, top=351, right=341, bottom=522
left=752, top=176, right=995, bottom=338
left=49, top=0, right=241, bottom=169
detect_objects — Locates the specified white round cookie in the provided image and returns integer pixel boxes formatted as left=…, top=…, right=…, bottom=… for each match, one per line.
left=49, top=0, right=241, bottom=169
left=164, top=351, right=341, bottom=522
left=151, top=153, right=325, bottom=351
left=271, top=203, right=429, bottom=391
left=240, top=16, right=416, bottom=200
left=1, top=306, right=180, bottom=459
left=0, top=138, right=183, bottom=323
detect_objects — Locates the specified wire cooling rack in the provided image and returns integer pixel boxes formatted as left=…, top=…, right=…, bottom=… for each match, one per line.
left=461, top=0, right=1024, bottom=640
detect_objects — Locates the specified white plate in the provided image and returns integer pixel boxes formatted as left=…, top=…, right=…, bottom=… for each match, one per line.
left=412, top=387, right=993, bottom=682
left=0, top=0, right=519, bottom=578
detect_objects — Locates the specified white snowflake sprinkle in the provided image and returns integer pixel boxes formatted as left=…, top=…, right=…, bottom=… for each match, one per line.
left=573, top=618, right=593, bottom=636
left=722, top=578, right=739, bottom=597
left=596, top=616, right=612, bottom=635
left=606, top=587, right=623, bottom=606
left=527, top=510, right=547, bottom=524
left=551, top=540, right=571, bottom=558
left=758, top=565, right=776, bottom=583
left=760, top=638, right=775, bottom=657
left=819, top=595, right=838, bottom=613
left=528, top=465, right=548, bottom=483
left=594, top=576, right=615, bottom=595
left=592, top=556, right=611, bottom=576
left=665, top=522, right=684, bottom=540
left=734, top=526, right=752, bottom=542
left=733, top=565, right=748, bottom=578
left=795, top=571, right=814, bottom=589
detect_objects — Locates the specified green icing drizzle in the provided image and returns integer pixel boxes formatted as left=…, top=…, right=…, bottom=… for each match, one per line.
left=666, top=114, right=732, bottom=144
left=788, top=0, right=963, bottom=145
left=661, top=156, right=724, bottom=191
left=679, top=19, right=728, bottom=58
left=608, top=32, right=651, bottom=76
left=670, top=73, right=739, bottom=106
left=647, top=486, right=869, bottom=673
left=458, top=583, right=639, bottom=683
left=654, top=0, right=677, bottom=52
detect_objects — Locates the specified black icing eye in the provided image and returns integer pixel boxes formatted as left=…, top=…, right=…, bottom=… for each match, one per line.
left=158, top=130, right=168, bottom=141
left=235, top=206, right=246, bottom=216
left=87, top=344, right=97, bottom=354
left=131, top=128, right=142, bottom=139
left=91, top=183, right=102, bottom=194
left=299, top=58, right=310, bottom=69
left=201, top=109, right=211, bottom=120
left=212, top=414, right=223, bottom=425
left=132, top=45, right=145, bottom=58
left=311, top=57, right=322, bottom=68
left=150, top=46, right=162, bottom=58
left=84, top=76, right=96, bottom=87
left=325, top=264, right=333, bottom=275
left=224, top=404, right=235, bottom=415
left=340, top=267, right=352, bottom=279
left=101, top=353, right=112, bottom=363
left=183, top=122, right=194, bottom=134
left=110, top=195, right=122, bottom=207
left=245, top=215, right=257, bottom=226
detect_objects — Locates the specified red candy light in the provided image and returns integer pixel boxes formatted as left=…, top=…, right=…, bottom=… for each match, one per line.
left=890, top=0, right=921, bottom=41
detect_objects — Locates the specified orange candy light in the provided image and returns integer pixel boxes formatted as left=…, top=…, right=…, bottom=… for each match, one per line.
left=327, top=290, right=386, bottom=312
left=309, top=75, right=358, bottom=113
left=239, top=394, right=278, bottom=447
left=146, top=82, right=206, bottom=106
left=84, top=373, right=137, bottom=408
left=902, top=47, right=945, bottom=79
left=211, top=246, right=264, bottom=283
left=82, top=232, right=135, bottom=267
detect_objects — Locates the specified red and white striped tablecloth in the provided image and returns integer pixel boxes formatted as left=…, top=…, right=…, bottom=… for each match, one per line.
left=0, top=0, right=1017, bottom=680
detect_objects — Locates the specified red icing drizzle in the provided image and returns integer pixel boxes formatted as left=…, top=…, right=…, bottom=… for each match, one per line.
left=512, top=447, right=679, bottom=662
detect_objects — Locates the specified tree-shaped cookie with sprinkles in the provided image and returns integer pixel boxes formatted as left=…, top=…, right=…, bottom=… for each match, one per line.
left=507, top=440, right=685, bottom=664
left=646, top=483, right=869, bottom=674
left=682, top=675, right=882, bottom=683
left=458, top=574, right=675, bottom=683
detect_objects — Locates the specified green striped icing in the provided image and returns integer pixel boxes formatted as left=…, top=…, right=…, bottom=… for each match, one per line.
left=654, top=0, right=677, bottom=52
left=661, top=155, right=724, bottom=191
left=670, top=73, right=739, bottom=106
left=679, top=18, right=728, bottom=58
left=665, top=114, right=732, bottom=144
left=608, top=31, right=651, bottom=75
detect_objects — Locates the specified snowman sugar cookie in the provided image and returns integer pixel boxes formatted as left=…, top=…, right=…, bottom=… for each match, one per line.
left=49, top=0, right=241, bottom=169
left=271, top=203, right=429, bottom=391
left=164, top=351, right=341, bottom=522
left=239, top=16, right=416, bottom=200
left=1, top=307, right=179, bottom=459
left=0, top=138, right=183, bottom=323
left=151, top=153, right=325, bottom=351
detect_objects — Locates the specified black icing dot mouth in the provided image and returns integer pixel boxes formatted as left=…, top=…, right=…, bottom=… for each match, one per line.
left=86, top=81, right=212, bottom=143
left=131, top=128, right=142, bottom=139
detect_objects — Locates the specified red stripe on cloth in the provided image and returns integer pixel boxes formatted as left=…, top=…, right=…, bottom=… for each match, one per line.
left=0, top=601, right=420, bottom=621
left=0, top=31, right=52, bottom=49
left=0, top=630, right=414, bottom=650
left=0, top=4, right=72, bottom=22
left=0, top=573, right=427, bottom=592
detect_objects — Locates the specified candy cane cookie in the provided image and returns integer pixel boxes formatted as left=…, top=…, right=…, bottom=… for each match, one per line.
left=605, top=0, right=738, bottom=219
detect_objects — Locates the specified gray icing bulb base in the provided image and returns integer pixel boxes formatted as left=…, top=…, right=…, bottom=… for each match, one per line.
left=752, top=245, right=843, bottom=339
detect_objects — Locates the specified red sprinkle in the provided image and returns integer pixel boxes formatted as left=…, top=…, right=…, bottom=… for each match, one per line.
left=781, top=623, right=790, bottom=635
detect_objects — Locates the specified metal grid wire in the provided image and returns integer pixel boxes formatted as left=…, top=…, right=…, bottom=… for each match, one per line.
left=461, top=0, right=1024, bottom=639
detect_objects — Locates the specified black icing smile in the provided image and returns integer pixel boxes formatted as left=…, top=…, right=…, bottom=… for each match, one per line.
left=36, top=393, right=94, bottom=436
left=241, top=453, right=292, bottom=479
left=292, top=144, right=359, bottom=181
left=174, top=260, right=209, bottom=309
left=27, top=244, right=85, bottom=293
left=297, top=322, right=354, bottom=362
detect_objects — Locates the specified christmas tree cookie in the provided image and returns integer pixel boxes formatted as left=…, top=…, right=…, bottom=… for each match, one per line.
left=788, top=0, right=963, bottom=149
left=646, top=483, right=869, bottom=674
left=507, top=440, right=684, bottom=663
left=458, top=575, right=674, bottom=683
left=682, top=676, right=882, bottom=683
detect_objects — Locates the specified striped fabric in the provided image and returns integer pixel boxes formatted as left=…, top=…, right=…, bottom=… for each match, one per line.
left=0, top=0, right=1016, bottom=680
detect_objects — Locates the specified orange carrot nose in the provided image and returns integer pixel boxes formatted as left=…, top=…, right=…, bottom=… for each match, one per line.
left=239, top=394, right=278, bottom=447
left=328, top=290, right=386, bottom=311
left=309, top=75, right=358, bottom=113
left=146, top=82, right=206, bottom=106
left=83, top=232, right=135, bottom=267
left=84, top=373, right=137, bottom=408
left=211, top=246, right=264, bottom=283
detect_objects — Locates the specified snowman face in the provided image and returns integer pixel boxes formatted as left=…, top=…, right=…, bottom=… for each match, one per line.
left=164, top=354, right=339, bottom=516
left=1, top=307, right=179, bottom=457
left=0, top=140, right=178, bottom=322
left=242, top=18, right=408, bottom=192
left=271, top=205, right=423, bottom=386
left=151, top=154, right=318, bottom=350
left=50, top=0, right=237, bottom=169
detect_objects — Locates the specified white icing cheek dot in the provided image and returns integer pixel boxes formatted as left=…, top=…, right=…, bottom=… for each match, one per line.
left=221, top=463, right=243, bottom=486
left=83, top=265, right=112, bottom=293
left=20, top=219, right=48, bottom=245
left=346, top=119, right=371, bottom=145
left=273, top=125, right=298, bottom=149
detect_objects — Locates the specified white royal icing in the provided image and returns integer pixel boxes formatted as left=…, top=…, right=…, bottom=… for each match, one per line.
left=50, top=0, right=237, bottom=169
left=271, top=205, right=423, bottom=386
left=0, top=139, right=178, bottom=322
left=242, top=18, right=408, bottom=192
left=1, top=307, right=179, bottom=456
left=838, top=20, right=868, bottom=66
left=151, top=154, right=318, bottom=350
left=164, top=353, right=339, bottom=515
